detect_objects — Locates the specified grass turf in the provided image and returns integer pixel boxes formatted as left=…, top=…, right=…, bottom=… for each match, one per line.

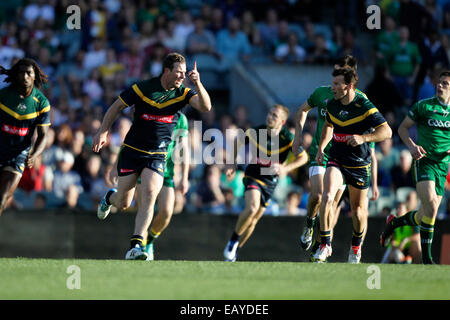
left=0, top=258, right=449, bottom=300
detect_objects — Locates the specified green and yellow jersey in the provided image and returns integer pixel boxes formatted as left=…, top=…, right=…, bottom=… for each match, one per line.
left=0, top=85, right=51, bottom=157
left=245, top=125, right=303, bottom=184
left=118, top=77, right=197, bottom=156
left=326, top=92, right=386, bottom=168
left=307, top=86, right=367, bottom=165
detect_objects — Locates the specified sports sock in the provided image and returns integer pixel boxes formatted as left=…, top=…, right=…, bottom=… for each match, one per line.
left=420, top=216, right=435, bottom=264
left=351, top=229, right=364, bottom=247
left=306, top=215, right=317, bottom=228
left=130, top=235, right=144, bottom=249
left=105, top=189, right=116, bottom=206
left=392, top=210, right=419, bottom=228
left=147, top=228, right=161, bottom=245
left=320, top=230, right=331, bottom=246
left=230, top=231, right=240, bottom=242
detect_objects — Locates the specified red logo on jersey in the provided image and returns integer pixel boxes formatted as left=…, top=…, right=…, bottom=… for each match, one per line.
left=333, top=133, right=351, bottom=142
left=141, top=114, right=174, bottom=123
left=120, top=168, right=134, bottom=173
left=2, top=124, right=29, bottom=136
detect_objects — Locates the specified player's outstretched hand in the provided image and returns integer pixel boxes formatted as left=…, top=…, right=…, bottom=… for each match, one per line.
left=316, top=150, right=324, bottom=166
left=25, top=154, right=36, bottom=168
left=187, top=61, right=200, bottom=85
left=92, top=131, right=108, bottom=153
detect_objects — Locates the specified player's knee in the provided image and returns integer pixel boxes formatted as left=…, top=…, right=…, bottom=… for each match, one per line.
left=321, top=192, right=334, bottom=208
left=352, top=205, right=367, bottom=220
left=310, top=192, right=322, bottom=206
left=117, top=198, right=132, bottom=211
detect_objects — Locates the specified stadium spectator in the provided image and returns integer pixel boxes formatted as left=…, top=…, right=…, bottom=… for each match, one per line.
left=374, top=15, right=399, bottom=67
left=274, top=31, right=306, bottom=64
left=81, top=153, right=108, bottom=206
left=305, top=33, right=332, bottom=65
left=118, top=37, right=145, bottom=83
left=83, top=38, right=107, bottom=73
left=193, top=164, right=225, bottom=214
left=376, top=138, right=401, bottom=188
left=390, top=150, right=415, bottom=190
left=207, top=7, right=225, bottom=36
left=50, top=150, right=83, bottom=208
left=386, top=26, right=421, bottom=104
left=216, top=16, right=252, bottom=72
left=279, top=191, right=306, bottom=216
left=258, top=8, right=279, bottom=54
left=185, top=16, right=219, bottom=60
left=240, top=10, right=263, bottom=53
left=99, top=48, right=125, bottom=81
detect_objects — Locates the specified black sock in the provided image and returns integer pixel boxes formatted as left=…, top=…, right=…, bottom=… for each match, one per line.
left=419, top=217, right=435, bottom=264
left=320, top=230, right=331, bottom=246
left=105, top=189, right=116, bottom=206
left=130, top=235, right=144, bottom=249
left=351, top=229, right=364, bottom=247
left=230, top=231, right=240, bottom=242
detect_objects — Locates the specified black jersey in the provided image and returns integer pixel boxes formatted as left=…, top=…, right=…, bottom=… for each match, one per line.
left=119, top=77, right=197, bottom=155
left=326, top=92, right=386, bottom=168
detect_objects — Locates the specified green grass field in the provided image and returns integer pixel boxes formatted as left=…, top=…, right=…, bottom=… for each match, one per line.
left=0, top=258, right=449, bottom=300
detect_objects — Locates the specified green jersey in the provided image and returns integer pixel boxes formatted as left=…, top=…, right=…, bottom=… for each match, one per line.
left=0, top=85, right=51, bottom=157
left=165, top=112, right=189, bottom=178
left=408, top=96, right=450, bottom=163
left=387, top=42, right=421, bottom=77
left=307, top=86, right=368, bottom=163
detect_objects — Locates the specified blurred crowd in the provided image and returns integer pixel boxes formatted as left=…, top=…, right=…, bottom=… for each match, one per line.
left=0, top=0, right=450, bottom=219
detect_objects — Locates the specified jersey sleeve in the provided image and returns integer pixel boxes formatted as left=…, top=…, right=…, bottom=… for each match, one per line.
left=187, top=87, right=198, bottom=104
left=118, top=84, right=140, bottom=107
left=408, top=101, right=421, bottom=122
left=364, top=100, right=387, bottom=129
left=37, top=96, right=51, bottom=126
left=306, top=87, right=320, bottom=108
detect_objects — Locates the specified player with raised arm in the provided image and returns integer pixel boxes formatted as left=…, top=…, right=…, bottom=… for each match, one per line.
left=314, top=68, right=392, bottom=263
left=93, top=53, right=211, bottom=260
left=0, top=59, right=51, bottom=216
left=223, top=104, right=308, bottom=262
left=380, top=70, right=450, bottom=264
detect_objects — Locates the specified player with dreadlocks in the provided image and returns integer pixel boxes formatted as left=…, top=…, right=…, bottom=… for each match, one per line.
left=0, top=58, right=51, bottom=215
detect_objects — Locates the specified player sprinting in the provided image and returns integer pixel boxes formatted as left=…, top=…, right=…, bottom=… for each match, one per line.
left=314, top=67, right=392, bottom=263
left=0, top=59, right=51, bottom=215
left=380, top=70, right=450, bottom=264
left=108, top=112, right=190, bottom=260
left=223, top=104, right=308, bottom=262
left=93, top=53, right=211, bottom=260
left=292, top=55, right=379, bottom=260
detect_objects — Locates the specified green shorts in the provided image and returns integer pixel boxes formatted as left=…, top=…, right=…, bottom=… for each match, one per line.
left=136, top=175, right=174, bottom=188
left=412, top=157, right=449, bottom=196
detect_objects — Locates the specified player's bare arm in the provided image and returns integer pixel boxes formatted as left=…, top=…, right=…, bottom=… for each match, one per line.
left=26, top=125, right=49, bottom=168
left=316, top=120, right=333, bottom=165
left=292, top=101, right=312, bottom=155
left=178, top=135, right=190, bottom=195
left=274, top=151, right=309, bottom=176
left=398, top=115, right=427, bottom=160
left=187, top=62, right=212, bottom=112
left=224, top=135, right=244, bottom=179
left=370, top=147, right=379, bottom=201
left=346, top=123, right=392, bottom=147
left=92, top=98, right=128, bottom=153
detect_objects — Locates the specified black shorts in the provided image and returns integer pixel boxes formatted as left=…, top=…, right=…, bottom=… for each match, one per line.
left=0, top=150, right=28, bottom=174
left=117, top=145, right=166, bottom=177
left=327, top=160, right=371, bottom=190
left=243, top=176, right=277, bottom=207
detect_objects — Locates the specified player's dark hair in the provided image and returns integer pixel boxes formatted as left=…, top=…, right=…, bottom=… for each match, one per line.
left=439, top=70, right=450, bottom=78
left=335, top=55, right=357, bottom=70
left=0, top=58, right=48, bottom=88
left=162, top=52, right=186, bottom=72
left=332, top=67, right=358, bottom=86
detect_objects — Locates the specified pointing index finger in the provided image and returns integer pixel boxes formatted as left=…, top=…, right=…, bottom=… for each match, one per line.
left=193, top=61, right=197, bottom=71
